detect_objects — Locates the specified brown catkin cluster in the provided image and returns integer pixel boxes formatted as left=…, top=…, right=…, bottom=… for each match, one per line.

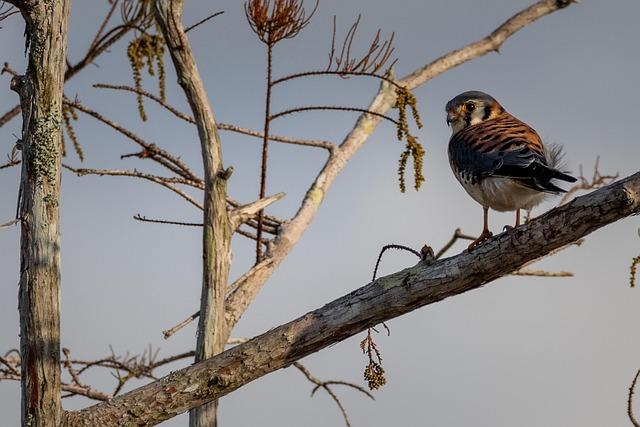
left=62, top=103, right=83, bottom=161
left=398, top=135, right=425, bottom=193
left=363, top=362, right=387, bottom=390
left=394, top=86, right=425, bottom=192
left=126, top=33, right=166, bottom=121
left=631, top=256, right=640, bottom=288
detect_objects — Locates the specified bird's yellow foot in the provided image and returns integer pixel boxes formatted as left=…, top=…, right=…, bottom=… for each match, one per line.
left=467, top=230, right=493, bottom=252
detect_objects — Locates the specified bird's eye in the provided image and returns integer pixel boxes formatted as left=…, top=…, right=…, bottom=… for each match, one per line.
left=465, top=102, right=476, bottom=111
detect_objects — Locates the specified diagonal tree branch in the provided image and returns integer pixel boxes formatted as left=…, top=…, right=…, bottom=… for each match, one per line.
left=65, top=172, right=640, bottom=426
left=223, top=0, right=578, bottom=331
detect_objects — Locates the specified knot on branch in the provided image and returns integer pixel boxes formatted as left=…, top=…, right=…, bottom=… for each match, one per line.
left=9, top=74, right=25, bottom=93
left=555, top=0, right=576, bottom=9
left=217, top=166, right=234, bottom=180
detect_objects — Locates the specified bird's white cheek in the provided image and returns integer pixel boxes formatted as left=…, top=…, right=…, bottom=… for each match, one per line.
left=468, top=109, right=485, bottom=126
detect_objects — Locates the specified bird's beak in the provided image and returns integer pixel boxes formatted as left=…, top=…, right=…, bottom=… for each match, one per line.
left=446, top=111, right=458, bottom=127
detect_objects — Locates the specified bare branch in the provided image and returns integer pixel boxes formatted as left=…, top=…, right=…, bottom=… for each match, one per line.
left=629, top=369, right=640, bottom=427
left=292, top=361, right=374, bottom=427
left=631, top=256, right=640, bottom=288
left=326, top=14, right=396, bottom=75
left=511, top=269, right=573, bottom=277
left=65, top=172, right=640, bottom=426
left=67, top=100, right=200, bottom=181
left=559, top=157, right=618, bottom=205
left=0, top=3, right=19, bottom=23
left=0, top=218, right=19, bottom=230
left=229, top=192, right=285, bottom=231
left=185, top=10, right=224, bottom=33
left=163, top=312, right=199, bottom=340
left=93, top=83, right=336, bottom=152
left=400, top=0, right=578, bottom=91
left=63, top=165, right=205, bottom=210
left=435, top=228, right=476, bottom=259
left=133, top=214, right=201, bottom=227
left=270, top=105, right=399, bottom=125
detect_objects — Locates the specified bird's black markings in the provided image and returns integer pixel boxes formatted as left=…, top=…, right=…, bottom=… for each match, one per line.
left=482, top=106, right=492, bottom=121
left=499, top=138, right=522, bottom=151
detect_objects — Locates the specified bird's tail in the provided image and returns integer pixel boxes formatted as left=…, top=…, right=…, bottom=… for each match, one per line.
left=545, top=143, right=578, bottom=183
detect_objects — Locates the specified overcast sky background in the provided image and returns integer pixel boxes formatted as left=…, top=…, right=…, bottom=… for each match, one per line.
left=1, top=1, right=640, bottom=426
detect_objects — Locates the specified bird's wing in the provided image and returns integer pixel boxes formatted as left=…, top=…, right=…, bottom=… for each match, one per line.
left=448, top=114, right=568, bottom=192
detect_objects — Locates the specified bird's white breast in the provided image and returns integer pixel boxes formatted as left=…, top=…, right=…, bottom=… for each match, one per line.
left=457, top=175, right=547, bottom=212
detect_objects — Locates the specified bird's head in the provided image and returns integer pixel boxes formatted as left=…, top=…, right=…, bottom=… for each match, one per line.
left=445, top=91, right=504, bottom=134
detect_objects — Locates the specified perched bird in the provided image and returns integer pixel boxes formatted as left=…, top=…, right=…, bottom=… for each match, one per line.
left=445, top=90, right=577, bottom=250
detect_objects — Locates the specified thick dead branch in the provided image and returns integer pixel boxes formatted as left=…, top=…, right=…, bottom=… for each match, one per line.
left=65, top=172, right=640, bottom=426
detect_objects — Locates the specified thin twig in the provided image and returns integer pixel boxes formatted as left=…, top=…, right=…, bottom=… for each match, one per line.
left=629, top=369, right=640, bottom=427
left=184, top=10, right=224, bottom=33
left=511, top=269, right=573, bottom=277
left=67, top=100, right=200, bottom=181
left=272, top=70, right=403, bottom=89
left=133, top=214, right=201, bottom=227
left=63, top=165, right=204, bottom=210
left=93, top=83, right=336, bottom=152
left=435, top=228, right=476, bottom=259
left=163, top=311, right=200, bottom=339
left=0, top=218, right=19, bottom=230
left=293, top=361, right=373, bottom=427
left=559, top=157, right=618, bottom=205
left=270, top=106, right=399, bottom=125
left=372, top=244, right=421, bottom=282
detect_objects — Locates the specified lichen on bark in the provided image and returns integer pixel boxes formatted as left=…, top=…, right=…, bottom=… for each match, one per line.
left=31, top=106, right=61, bottom=186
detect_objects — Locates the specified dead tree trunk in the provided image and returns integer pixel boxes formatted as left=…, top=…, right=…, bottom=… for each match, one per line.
left=7, top=0, right=72, bottom=426
left=154, top=1, right=232, bottom=425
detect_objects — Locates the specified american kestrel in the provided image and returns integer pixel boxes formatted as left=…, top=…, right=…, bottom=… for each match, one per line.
left=446, top=91, right=577, bottom=251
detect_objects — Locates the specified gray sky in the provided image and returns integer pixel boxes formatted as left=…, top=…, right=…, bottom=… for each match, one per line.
left=1, top=1, right=640, bottom=426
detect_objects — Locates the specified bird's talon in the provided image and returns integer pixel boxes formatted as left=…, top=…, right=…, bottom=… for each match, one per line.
left=467, top=231, right=493, bottom=252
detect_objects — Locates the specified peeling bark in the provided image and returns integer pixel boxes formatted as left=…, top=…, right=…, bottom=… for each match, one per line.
left=65, top=172, right=640, bottom=426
